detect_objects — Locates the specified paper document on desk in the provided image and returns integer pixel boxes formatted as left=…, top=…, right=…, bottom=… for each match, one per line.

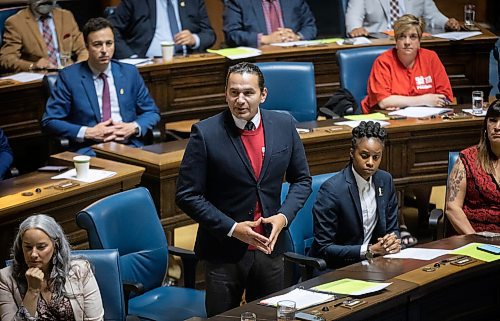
left=335, top=120, right=390, bottom=128
left=432, top=31, right=481, bottom=41
left=311, top=278, right=391, bottom=296
left=119, top=58, right=154, bottom=66
left=384, top=248, right=450, bottom=260
left=270, top=40, right=319, bottom=47
left=462, top=108, right=487, bottom=117
left=336, top=37, right=372, bottom=45
left=207, top=47, right=261, bottom=60
left=51, top=169, right=116, bottom=183
left=259, top=288, right=335, bottom=310
left=1, top=72, right=44, bottom=83
left=451, top=243, right=500, bottom=263
left=389, top=107, right=452, bottom=118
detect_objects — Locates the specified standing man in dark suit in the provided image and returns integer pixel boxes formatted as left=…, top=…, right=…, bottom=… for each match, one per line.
left=223, top=0, right=317, bottom=47
left=310, top=121, right=401, bottom=269
left=108, top=0, right=216, bottom=59
left=41, top=18, right=160, bottom=156
left=176, top=62, right=311, bottom=316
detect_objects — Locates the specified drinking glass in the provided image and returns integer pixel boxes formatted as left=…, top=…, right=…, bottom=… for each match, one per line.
left=277, top=300, right=296, bottom=321
left=464, top=4, right=475, bottom=27
left=472, top=90, right=484, bottom=115
left=241, top=312, right=256, bottom=321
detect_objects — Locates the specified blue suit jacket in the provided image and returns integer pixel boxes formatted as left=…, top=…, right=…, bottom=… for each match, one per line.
left=176, top=109, right=312, bottom=263
left=0, top=129, right=13, bottom=179
left=310, top=166, right=400, bottom=269
left=41, top=60, right=160, bottom=155
left=223, top=0, right=317, bottom=47
left=109, top=0, right=216, bottom=59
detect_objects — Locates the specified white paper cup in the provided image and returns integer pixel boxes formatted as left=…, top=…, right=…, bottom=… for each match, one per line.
left=73, top=155, right=90, bottom=179
left=161, top=41, right=175, bottom=62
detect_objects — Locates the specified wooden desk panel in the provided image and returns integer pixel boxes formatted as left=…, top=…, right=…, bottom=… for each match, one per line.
left=0, top=152, right=144, bottom=263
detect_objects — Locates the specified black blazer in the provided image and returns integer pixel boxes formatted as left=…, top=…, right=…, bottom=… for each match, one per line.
left=176, top=109, right=312, bottom=263
left=109, top=0, right=216, bottom=58
left=310, top=166, right=400, bottom=269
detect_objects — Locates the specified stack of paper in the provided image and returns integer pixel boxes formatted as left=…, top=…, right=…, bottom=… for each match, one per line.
left=1, top=72, right=45, bottom=83
left=311, top=278, right=391, bottom=296
left=450, top=243, right=500, bottom=263
left=335, top=120, right=390, bottom=128
left=259, top=288, right=335, bottom=310
left=207, top=47, right=262, bottom=60
left=432, top=31, right=482, bottom=41
left=384, top=248, right=450, bottom=260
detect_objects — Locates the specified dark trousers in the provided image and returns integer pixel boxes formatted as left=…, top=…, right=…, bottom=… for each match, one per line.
left=204, top=250, right=284, bottom=317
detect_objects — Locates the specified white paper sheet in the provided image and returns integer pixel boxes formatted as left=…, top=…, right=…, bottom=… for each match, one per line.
left=388, top=107, right=452, bottom=118
left=336, top=37, right=372, bottom=45
left=259, top=288, right=335, bottom=310
left=51, top=169, right=116, bottom=183
left=431, top=31, right=481, bottom=41
left=1, top=72, right=45, bottom=83
left=334, top=120, right=390, bottom=128
left=270, top=40, right=320, bottom=47
left=384, top=248, right=451, bottom=260
left=462, top=108, right=487, bottom=117
left=119, top=58, right=154, bottom=66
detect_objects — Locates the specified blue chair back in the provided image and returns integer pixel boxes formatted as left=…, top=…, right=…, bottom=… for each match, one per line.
left=72, top=249, right=127, bottom=321
left=76, top=187, right=168, bottom=295
left=337, top=46, right=392, bottom=109
left=282, top=173, right=337, bottom=257
left=448, top=152, right=459, bottom=176
left=443, top=152, right=459, bottom=237
left=255, top=62, right=317, bottom=122
left=0, top=6, right=24, bottom=46
left=76, top=187, right=206, bottom=321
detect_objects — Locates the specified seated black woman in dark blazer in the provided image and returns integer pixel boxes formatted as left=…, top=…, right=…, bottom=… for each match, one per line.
left=310, top=121, right=401, bottom=269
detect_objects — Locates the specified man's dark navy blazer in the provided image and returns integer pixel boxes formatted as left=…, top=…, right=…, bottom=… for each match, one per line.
left=176, top=109, right=312, bottom=263
left=310, top=166, right=400, bottom=269
left=223, top=0, right=317, bottom=48
left=109, top=0, right=216, bottom=58
left=41, top=60, right=160, bottom=155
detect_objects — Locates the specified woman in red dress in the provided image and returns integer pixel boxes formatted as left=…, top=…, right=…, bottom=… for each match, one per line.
left=446, top=100, right=500, bottom=233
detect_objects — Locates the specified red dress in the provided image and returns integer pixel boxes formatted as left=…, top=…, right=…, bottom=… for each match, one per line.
left=460, top=146, right=500, bottom=232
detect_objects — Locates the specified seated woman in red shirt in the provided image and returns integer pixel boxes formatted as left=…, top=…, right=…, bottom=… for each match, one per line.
left=446, top=100, right=500, bottom=234
left=361, top=14, right=453, bottom=113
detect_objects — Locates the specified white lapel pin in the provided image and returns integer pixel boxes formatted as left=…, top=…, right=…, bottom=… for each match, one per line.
left=120, top=88, right=124, bottom=95
left=180, top=1, right=185, bottom=7
left=378, top=187, right=383, bottom=197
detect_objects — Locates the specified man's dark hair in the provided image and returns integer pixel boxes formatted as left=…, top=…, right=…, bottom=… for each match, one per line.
left=83, top=17, right=114, bottom=44
left=225, top=62, right=265, bottom=91
left=351, top=121, right=387, bottom=149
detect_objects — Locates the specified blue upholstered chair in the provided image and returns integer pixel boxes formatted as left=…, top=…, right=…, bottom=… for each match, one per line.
left=255, top=62, right=317, bottom=122
left=336, top=46, right=392, bottom=110
left=76, top=187, right=206, bottom=321
left=429, top=152, right=459, bottom=240
left=72, top=249, right=140, bottom=321
left=0, top=6, right=24, bottom=46
left=282, top=172, right=337, bottom=286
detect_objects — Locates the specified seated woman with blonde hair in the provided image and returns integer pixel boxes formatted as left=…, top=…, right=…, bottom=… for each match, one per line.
left=446, top=100, right=500, bottom=234
left=0, top=214, right=104, bottom=320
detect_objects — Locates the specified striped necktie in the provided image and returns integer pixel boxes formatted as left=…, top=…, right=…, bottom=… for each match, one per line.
left=389, top=0, right=401, bottom=29
left=40, top=16, right=57, bottom=66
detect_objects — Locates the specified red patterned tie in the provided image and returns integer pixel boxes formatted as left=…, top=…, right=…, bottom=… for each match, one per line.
left=99, top=73, right=111, bottom=121
left=267, top=0, right=281, bottom=34
left=40, top=16, right=57, bottom=66
left=389, top=0, right=401, bottom=29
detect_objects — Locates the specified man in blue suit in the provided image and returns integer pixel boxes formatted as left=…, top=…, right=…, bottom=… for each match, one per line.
left=41, top=18, right=160, bottom=156
left=310, top=121, right=401, bottom=269
left=223, top=0, right=317, bottom=48
left=176, top=62, right=311, bottom=316
left=108, top=0, right=216, bottom=59
left=0, top=128, right=13, bottom=179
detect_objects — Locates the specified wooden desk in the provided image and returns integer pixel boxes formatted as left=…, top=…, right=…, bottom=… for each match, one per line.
left=209, top=235, right=500, bottom=321
left=93, top=112, right=483, bottom=240
left=1, top=29, right=496, bottom=173
left=0, top=152, right=144, bottom=263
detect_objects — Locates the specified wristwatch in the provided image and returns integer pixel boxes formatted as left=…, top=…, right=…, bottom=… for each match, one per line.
left=365, top=244, right=374, bottom=261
